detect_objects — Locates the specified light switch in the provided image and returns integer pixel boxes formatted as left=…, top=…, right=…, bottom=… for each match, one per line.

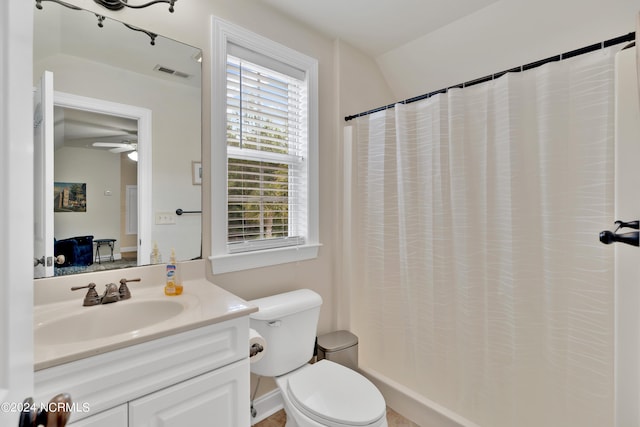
left=155, top=212, right=176, bottom=225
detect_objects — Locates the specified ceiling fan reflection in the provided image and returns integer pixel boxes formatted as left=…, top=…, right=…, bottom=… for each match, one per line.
left=92, top=141, right=137, bottom=153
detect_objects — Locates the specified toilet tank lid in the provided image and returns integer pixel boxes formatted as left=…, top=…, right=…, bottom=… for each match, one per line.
left=249, top=289, right=322, bottom=321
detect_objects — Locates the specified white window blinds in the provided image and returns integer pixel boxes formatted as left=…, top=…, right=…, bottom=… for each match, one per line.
left=226, top=53, right=308, bottom=253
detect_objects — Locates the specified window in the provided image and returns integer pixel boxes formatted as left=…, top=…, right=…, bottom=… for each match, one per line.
left=226, top=53, right=306, bottom=251
left=211, top=17, right=319, bottom=274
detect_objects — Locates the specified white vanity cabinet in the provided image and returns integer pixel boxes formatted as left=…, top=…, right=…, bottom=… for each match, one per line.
left=37, top=316, right=251, bottom=427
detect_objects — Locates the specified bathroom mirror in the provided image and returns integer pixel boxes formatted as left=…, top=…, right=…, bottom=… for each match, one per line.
left=33, top=3, right=202, bottom=278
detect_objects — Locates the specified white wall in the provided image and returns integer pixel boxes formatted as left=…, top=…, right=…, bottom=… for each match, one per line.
left=376, top=0, right=639, bottom=101
left=335, top=40, right=394, bottom=121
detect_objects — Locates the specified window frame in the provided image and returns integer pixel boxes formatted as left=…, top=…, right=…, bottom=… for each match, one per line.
left=210, top=16, right=320, bottom=274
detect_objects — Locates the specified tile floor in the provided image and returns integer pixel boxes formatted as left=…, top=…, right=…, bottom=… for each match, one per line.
left=254, top=407, right=420, bottom=427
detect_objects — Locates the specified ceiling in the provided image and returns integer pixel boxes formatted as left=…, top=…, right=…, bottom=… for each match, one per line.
left=54, top=108, right=138, bottom=150
left=258, top=0, right=501, bottom=57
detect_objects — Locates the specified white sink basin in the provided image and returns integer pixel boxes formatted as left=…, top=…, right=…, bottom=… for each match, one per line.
left=33, top=277, right=257, bottom=371
left=35, top=299, right=185, bottom=345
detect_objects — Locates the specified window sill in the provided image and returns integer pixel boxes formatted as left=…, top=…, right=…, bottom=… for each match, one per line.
left=209, top=243, right=321, bottom=274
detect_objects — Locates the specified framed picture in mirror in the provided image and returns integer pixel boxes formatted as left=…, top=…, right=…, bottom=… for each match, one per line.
left=54, top=182, right=87, bottom=212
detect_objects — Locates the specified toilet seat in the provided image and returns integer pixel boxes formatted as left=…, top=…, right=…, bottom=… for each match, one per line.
left=286, top=360, right=386, bottom=427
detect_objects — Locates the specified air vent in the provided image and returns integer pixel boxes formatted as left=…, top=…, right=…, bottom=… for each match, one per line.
left=153, top=65, right=192, bottom=79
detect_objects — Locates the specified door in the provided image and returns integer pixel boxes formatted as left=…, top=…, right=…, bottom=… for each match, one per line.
left=128, top=359, right=250, bottom=426
left=33, top=71, right=54, bottom=278
left=0, top=0, right=35, bottom=425
left=614, top=46, right=640, bottom=427
left=52, top=92, right=152, bottom=270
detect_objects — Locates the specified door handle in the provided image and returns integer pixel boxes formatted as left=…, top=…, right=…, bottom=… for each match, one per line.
left=17, top=398, right=35, bottom=427
left=599, top=230, right=639, bottom=246
left=614, top=220, right=639, bottom=230
left=600, top=219, right=640, bottom=247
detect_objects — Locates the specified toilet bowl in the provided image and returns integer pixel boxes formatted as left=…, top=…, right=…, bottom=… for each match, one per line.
left=248, top=289, right=387, bottom=427
left=275, top=360, right=388, bottom=427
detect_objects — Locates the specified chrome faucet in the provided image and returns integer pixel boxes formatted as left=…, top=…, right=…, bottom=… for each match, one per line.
left=100, top=283, right=120, bottom=304
left=71, top=278, right=141, bottom=306
left=71, top=283, right=119, bottom=305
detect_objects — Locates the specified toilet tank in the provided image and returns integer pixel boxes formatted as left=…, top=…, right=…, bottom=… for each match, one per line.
left=249, top=289, right=322, bottom=377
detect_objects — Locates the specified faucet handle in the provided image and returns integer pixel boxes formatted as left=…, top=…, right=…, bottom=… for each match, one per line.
left=118, top=278, right=141, bottom=300
left=71, top=283, right=101, bottom=306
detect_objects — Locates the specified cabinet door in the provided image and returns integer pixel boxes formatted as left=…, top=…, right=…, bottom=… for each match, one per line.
left=129, top=358, right=250, bottom=427
left=68, top=405, right=127, bottom=427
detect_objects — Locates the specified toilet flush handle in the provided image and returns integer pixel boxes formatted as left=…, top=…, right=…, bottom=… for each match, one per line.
left=268, top=320, right=281, bottom=327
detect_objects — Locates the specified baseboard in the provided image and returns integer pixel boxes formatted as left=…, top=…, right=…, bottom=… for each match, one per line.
left=250, top=388, right=283, bottom=425
left=358, top=366, right=481, bottom=427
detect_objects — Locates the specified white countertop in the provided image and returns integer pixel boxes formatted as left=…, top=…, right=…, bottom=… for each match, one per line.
left=34, top=278, right=257, bottom=371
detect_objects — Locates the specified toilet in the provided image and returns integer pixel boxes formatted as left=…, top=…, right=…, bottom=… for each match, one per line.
left=249, top=289, right=388, bottom=427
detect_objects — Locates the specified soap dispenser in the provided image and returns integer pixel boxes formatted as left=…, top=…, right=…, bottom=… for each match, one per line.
left=150, top=242, right=162, bottom=264
left=164, top=248, right=177, bottom=296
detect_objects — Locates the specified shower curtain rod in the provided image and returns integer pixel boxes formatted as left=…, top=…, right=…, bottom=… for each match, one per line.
left=344, top=32, right=635, bottom=122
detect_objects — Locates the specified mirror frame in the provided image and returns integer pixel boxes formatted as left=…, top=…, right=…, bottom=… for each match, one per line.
left=34, top=3, right=203, bottom=278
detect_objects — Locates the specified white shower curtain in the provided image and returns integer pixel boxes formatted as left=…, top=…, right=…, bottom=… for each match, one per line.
left=349, top=47, right=616, bottom=427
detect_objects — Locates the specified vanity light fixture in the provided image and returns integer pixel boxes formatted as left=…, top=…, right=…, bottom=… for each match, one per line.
left=94, top=0, right=176, bottom=13
left=128, top=151, right=139, bottom=162
left=35, top=0, right=81, bottom=10
left=123, top=23, right=158, bottom=46
left=36, top=0, right=160, bottom=46
left=36, top=0, right=176, bottom=13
